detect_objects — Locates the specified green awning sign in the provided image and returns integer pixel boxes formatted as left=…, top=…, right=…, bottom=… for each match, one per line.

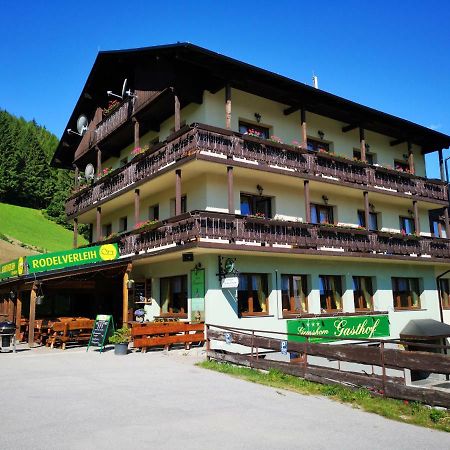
left=0, top=257, right=25, bottom=280
left=287, top=315, right=390, bottom=343
left=26, top=244, right=120, bottom=274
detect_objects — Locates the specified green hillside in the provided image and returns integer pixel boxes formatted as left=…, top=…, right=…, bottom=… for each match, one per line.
left=0, top=203, right=87, bottom=254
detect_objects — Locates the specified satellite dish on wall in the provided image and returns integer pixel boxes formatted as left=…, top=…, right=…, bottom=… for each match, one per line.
left=85, top=163, right=95, bottom=181
left=121, top=79, right=128, bottom=99
left=76, top=115, right=89, bottom=136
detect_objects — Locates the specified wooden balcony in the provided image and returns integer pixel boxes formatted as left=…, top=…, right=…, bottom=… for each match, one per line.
left=66, top=124, right=448, bottom=218
left=115, top=211, right=450, bottom=262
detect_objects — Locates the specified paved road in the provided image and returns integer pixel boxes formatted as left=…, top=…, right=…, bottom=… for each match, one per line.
left=0, top=346, right=448, bottom=450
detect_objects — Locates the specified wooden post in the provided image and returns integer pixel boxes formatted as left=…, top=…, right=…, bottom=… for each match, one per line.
left=133, top=118, right=140, bottom=149
left=175, top=169, right=182, bottom=216
left=300, top=108, right=307, bottom=149
left=174, top=93, right=181, bottom=132
left=73, top=218, right=78, bottom=249
left=15, top=290, right=22, bottom=341
left=304, top=180, right=311, bottom=223
left=438, top=149, right=445, bottom=181
left=408, top=142, right=415, bottom=174
left=225, top=84, right=232, bottom=129
left=227, top=166, right=234, bottom=214
left=444, top=207, right=450, bottom=238
left=96, top=207, right=102, bottom=241
left=134, top=189, right=140, bottom=225
left=96, top=147, right=102, bottom=176
left=413, top=200, right=420, bottom=234
left=74, top=165, right=79, bottom=187
left=28, top=285, right=37, bottom=347
left=359, top=128, right=366, bottom=162
left=363, top=191, right=370, bottom=231
left=7, top=296, right=14, bottom=322
left=122, top=263, right=132, bottom=327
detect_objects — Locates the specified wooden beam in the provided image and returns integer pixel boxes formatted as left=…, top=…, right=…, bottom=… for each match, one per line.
left=174, top=93, right=181, bottom=132
left=73, top=218, right=78, bottom=249
left=390, top=138, right=406, bottom=147
left=284, top=105, right=300, bottom=116
left=227, top=166, right=234, bottom=214
left=175, top=169, right=182, bottom=216
left=342, top=123, right=359, bottom=133
left=122, top=265, right=132, bottom=327
left=364, top=191, right=370, bottom=231
left=304, top=180, right=311, bottom=223
left=301, top=108, right=307, bottom=149
left=96, top=207, right=102, bottom=241
left=28, top=285, right=37, bottom=347
left=413, top=200, right=420, bottom=234
left=74, top=165, right=79, bottom=187
left=360, top=127, right=366, bottom=162
left=96, top=147, right=102, bottom=175
left=438, top=149, right=445, bottom=181
left=15, top=291, right=22, bottom=341
left=133, top=118, right=140, bottom=149
left=408, top=141, right=415, bottom=174
left=134, top=189, right=140, bottom=225
left=444, top=207, right=450, bottom=238
left=225, top=84, right=232, bottom=129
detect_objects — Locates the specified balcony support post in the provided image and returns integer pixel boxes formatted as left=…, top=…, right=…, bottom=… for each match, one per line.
left=96, top=207, right=102, bottom=241
left=74, top=164, right=79, bottom=187
left=133, top=118, right=140, bottom=149
left=301, top=108, right=307, bottom=149
left=122, top=263, right=132, bottom=327
left=175, top=169, right=182, bottom=216
left=413, top=200, right=420, bottom=235
left=363, top=191, right=370, bottom=231
left=408, top=141, right=415, bottom=175
left=444, top=207, right=450, bottom=238
left=359, top=128, right=366, bottom=162
left=96, top=146, right=102, bottom=176
left=304, top=180, right=311, bottom=223
left=438, top=149, right=445, bottom=181
left=174, top=93, right=181, bottom=132
left=227, top=166, right=234, bottom=213
left=134, top=189, right=140, bottom=226
left=73, top=218, right=78, bottom=249
left=28, top=283, right=37, bottom=348
left=225, top=84, right=232, bottom=129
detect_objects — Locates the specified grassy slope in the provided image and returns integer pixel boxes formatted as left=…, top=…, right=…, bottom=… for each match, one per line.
left=0, top=203, right=87, bottom=254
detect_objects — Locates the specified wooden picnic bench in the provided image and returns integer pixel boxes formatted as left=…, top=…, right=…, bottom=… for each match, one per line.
left=132, top=322, right=205, bottom=352
left=46, top=319, right=95, bottom=350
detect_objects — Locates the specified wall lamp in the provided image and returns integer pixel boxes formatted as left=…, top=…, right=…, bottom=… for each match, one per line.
left=369, top=203, right=375, bottom=212
left=254, top=113, right=262, bottom=123
left=318, top=130, right=325, bottom=140
left=322, top=195, right=329, bottom=205
left=127, top=279, right=135, bottom=290
left=257, top=184, right=264, bottom=196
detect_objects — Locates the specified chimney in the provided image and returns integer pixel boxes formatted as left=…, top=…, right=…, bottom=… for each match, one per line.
left=312, top=75, right=319, bottom=89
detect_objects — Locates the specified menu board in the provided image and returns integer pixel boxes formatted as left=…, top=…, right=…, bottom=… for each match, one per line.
left=87, top=315, right=114, bottom=352
left=134, top=279, right=151, bottom=303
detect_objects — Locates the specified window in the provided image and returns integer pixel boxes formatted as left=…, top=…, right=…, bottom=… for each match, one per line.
left=160, top=275, right=188, bottom=317
left=392, top=277, right=421, bottom=309
left=119, top=216, right=128, bottom=233
left=239, top=121, right=269, bottom=139
left=307, top=138, right=330, bottom=152
left=102, top=223, right=112, bottom=238
left=238, top=273, right=269, bottom=315
left=149, top=204, right=159, bottom=221
left=319, top=275, right=343, bottom=312
left=439, top=279, right=450, bottom=309
left=170, top=195, right=187, bottom=216
left=394, top=160, right=409, bottom=172
left=431, top=219, right=447, bottom=238
left=357, top=210, right=378, bottom=231
left=281, top=275, right=308, bottom=316
left=353, top=149, right=375, bottom=165
left=311, top=203, right=334, bottom=225
left=240, top=193, right=272, bottom=218
left=119, top=157, right=128, bottom=168
left=352, top=276, right=374, bottom=310
left=400, top=216, right=415, bottom=235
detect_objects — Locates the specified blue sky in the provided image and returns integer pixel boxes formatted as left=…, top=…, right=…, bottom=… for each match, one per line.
left=1, top=1, right=449, bottom=178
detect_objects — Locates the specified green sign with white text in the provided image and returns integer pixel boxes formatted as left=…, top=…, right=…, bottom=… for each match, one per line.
left=287, top=315, right=390, bottom=343
left=26, top=244, right=120, bottom=274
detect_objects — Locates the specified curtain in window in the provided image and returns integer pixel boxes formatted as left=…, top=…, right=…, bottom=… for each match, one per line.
left=160, top=279, right=170, bottom=313
left=255, top=275, right=267, bottom=312
left=330, top=277, right=342, bottom=310
left=361, top=277, right=372, bottom=309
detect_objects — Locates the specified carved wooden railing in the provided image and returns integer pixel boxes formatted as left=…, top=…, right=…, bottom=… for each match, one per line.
left=115, top=211, right=450, bottom=261
left=66, top=124, right=448, bottom=217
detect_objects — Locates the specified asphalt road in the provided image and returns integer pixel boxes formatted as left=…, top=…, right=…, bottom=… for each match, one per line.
left=0, top=346, right=448, bottom=450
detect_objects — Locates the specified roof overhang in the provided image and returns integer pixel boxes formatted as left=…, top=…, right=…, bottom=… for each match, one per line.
left=400, top=319, right=450, bottom=340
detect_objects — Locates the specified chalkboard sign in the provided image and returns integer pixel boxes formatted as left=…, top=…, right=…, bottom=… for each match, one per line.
left=133, top=279, right=151, bottom=303
left=87, top=315, right=114, bottom=353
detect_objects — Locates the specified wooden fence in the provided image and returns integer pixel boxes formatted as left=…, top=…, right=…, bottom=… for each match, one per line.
left=206, top=324, right=450, bottom=408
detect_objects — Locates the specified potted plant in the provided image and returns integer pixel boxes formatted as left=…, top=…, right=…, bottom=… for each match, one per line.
left=109, top=326, right=131, bottom=355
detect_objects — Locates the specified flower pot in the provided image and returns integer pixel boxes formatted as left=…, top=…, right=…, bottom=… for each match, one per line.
left=114, top=343, right=129, bottom=355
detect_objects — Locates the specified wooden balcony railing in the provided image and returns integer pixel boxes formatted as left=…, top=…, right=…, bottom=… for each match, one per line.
left=66, top=124, right=448, bottom=217
left=115, top=211, right=450, bottom=261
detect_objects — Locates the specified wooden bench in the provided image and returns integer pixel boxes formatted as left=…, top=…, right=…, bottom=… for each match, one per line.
left=132, top=322, right=205, bottom=352
left=46, top=319, right=95, bottom=350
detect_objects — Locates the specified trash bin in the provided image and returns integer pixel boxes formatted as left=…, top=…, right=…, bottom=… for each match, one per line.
left=0, top=321, right=16, bottom=353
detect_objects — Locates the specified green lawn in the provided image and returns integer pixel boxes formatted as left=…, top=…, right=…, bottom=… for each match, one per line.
left=0, top=203, right=86, bottom=253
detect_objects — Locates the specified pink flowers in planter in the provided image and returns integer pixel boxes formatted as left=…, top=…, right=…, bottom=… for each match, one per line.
left=134, top=219, right=159, bottom=230
left=132, top=147, right=144, bottom=156
left=99, top=167, right=112, bottom=177
left=270, top=135, right=284, bottom=144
